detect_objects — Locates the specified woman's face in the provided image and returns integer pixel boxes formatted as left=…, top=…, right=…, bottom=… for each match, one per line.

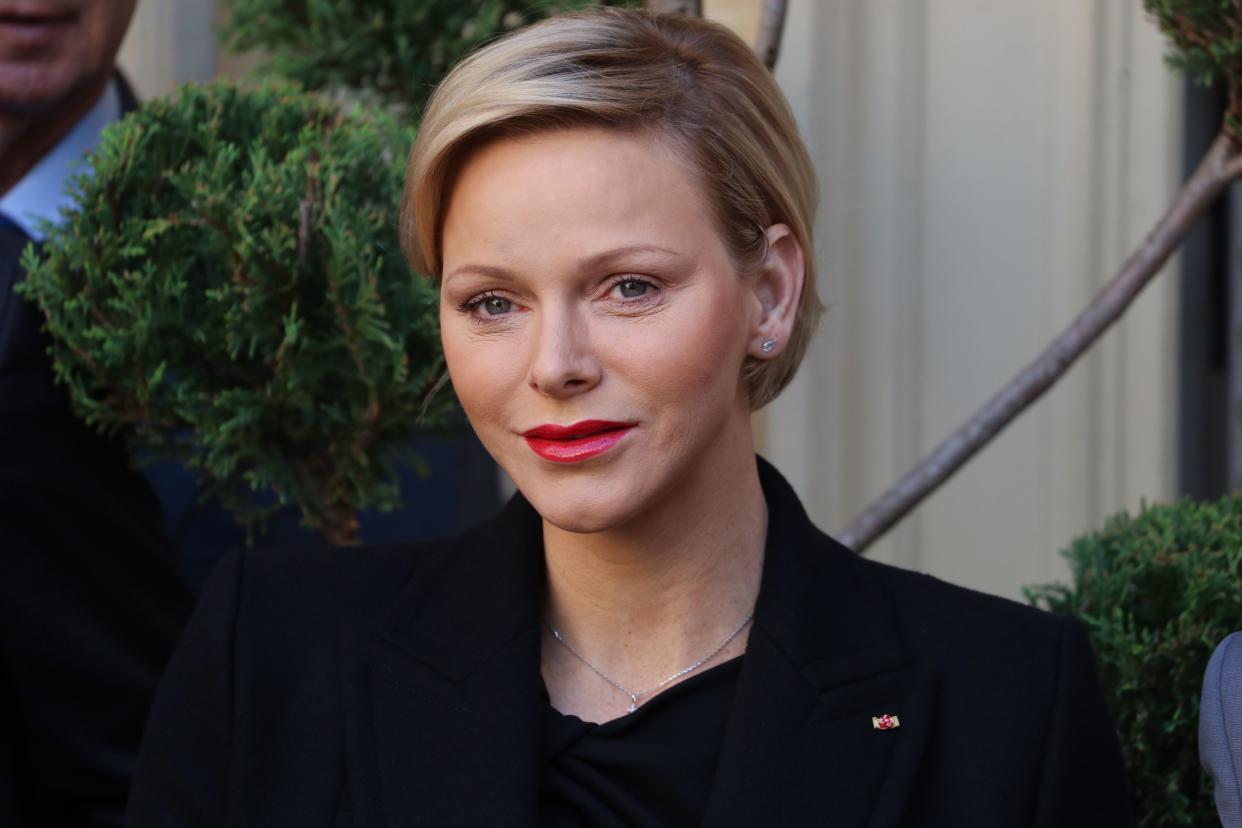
left=439, top=125, right=758, bottom=533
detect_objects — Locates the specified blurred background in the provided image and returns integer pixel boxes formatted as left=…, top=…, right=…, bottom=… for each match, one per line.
left=117, top=0, right=1213, bottom=602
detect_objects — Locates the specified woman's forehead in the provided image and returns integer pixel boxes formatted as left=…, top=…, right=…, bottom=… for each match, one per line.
left=440, top=126, right=717, bottom=269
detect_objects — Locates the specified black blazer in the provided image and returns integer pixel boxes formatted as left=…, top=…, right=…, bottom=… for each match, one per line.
left=127, top=457, right=1129, bottom=827
left=0, top=73, right=193, bottom=828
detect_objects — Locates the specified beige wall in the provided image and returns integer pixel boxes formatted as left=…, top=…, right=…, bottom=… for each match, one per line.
left=757, top=0, right=1182, bottom=600
left=118, top=0, right=217, bottom=98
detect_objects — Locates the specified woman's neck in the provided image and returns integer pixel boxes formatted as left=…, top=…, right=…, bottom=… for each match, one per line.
left=540, top=422, right=767, bottom=718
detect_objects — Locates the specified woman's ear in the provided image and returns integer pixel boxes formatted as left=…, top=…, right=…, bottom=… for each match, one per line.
left=747, top=223, right=804, bottom=360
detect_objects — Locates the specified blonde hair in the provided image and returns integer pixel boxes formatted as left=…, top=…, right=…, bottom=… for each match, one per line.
left=401, top=7, right=822, bottom=410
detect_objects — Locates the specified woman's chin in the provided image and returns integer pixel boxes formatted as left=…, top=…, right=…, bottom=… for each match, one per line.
left=517, top=478, right=647, bottom=535
left=527, top=497, right=634, bottom=535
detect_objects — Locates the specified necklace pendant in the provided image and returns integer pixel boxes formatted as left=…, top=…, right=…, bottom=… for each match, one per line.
left=545, top=613, right=754, bottom=720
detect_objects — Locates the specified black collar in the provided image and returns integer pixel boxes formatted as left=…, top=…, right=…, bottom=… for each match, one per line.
left=373, top=455, right=905, bottom=677
left=342, top=455, right=937, bottom=827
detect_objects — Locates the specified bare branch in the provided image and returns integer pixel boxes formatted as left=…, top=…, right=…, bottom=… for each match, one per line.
left=644, top=0, right=701, bottom=15
left=840, top=130, right=1242, bottom=554
left=753, top=0, right=789, bottom=70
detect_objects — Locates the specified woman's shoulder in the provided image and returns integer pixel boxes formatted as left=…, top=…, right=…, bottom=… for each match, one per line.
left=854, top=554, right=1105, bottom=727
left=835, top=545, right=1083, bottom=670
left=874, top=555, right=1062, bottom=634
left=761, top=456, right=1075, bottom=663
left=128, top=527, right=501, bottom=825
left=235, top=536, right=452, bottom=595
left=195, top=525, right=481, bottom=650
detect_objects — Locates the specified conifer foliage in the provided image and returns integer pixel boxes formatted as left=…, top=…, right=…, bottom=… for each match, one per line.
left=224, top=0, right=616, bottom=114
left=1144, top=0, right=1242, bottom=133
left=17, top=83, right=453, bottom=544
left=1027, top=494, right=1242, bottom=827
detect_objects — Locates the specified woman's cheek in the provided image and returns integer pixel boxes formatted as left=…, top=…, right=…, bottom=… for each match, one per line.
left=445, top=335, right=517, bottom=428
left=661, top=294, right=747, bottom=396
left=616, top=325, right=720, bottom=415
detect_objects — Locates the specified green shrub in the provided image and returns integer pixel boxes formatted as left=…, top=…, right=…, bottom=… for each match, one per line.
left=1144, top=0, right=1242, bottom=85
left=16, top=82, right=456, bottom=544
left=222, top=0, right=623, bottom=115
left=1143, top=0, right=1242, bottom=134
left=1026, top=493, right=1242, bottom=827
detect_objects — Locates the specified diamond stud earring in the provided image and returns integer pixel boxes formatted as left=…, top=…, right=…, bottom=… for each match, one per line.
left=761, top=338, right=777, bottom=353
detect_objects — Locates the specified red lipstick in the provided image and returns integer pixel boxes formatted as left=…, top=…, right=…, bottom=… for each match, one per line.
left=522, top=420, right=635, bottom=463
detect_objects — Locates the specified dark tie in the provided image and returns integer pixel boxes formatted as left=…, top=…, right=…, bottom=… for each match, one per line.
left=0, top=211, right=40, bottom=380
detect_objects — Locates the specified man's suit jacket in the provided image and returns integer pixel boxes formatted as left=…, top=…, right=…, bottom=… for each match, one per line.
left=0, top=74, right=193, bottom=827
left=1201, top=631, right=1242, bottom=828
left=127, top=456, right=1129, bottom=827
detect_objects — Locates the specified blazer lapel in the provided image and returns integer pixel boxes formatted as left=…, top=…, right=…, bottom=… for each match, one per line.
left=703, top=458, right=938, bottom=828
left=342, top=495, right=547, bottom=828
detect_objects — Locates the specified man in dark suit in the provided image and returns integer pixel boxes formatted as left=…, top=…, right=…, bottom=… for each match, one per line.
left=0, top=3, right=193, bottom=826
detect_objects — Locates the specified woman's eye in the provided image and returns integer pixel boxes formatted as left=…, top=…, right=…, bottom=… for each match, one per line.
left=482, top=296, right=512, bottom=315
left=456, top=292, right=515, bottom=323
left=613, top=278, right=651, bottom=299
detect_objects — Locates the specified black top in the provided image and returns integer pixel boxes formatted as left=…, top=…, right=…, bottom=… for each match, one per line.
left=127, top=456, right=1130, bottom=827
left=541, top=656, right=743, bottom=827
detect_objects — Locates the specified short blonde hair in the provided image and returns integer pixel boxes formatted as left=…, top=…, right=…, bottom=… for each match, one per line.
left=401, top=7, right=821, bottom=410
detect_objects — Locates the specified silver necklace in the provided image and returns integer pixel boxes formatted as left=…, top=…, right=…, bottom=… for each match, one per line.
left=545, top=613, right=754, bottom=713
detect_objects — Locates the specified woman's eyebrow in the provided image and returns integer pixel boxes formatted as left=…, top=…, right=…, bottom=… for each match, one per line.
left=580, top=244, right=682, bottom=273
left=443, top=244, right=683, bottom=287
left=442, top=262, right=515, bottom=286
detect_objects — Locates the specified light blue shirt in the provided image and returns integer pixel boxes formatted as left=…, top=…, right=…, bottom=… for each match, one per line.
left=0, top=80, right=121, bottom=240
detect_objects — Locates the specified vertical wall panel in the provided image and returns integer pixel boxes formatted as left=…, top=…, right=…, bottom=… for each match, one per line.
left=117, top=0, right=216, bottom=98
left=762, top=0, right=1182, bottom=600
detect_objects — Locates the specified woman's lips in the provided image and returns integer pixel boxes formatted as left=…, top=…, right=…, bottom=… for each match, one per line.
left=522, top=420, right=635, bottom=463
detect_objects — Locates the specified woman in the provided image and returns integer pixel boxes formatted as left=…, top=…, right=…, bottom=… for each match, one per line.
left=127, top=8, right=1129, bottom=827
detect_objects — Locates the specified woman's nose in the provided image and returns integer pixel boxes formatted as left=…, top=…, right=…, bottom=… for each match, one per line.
left=527, top=304, right=601, bottom=398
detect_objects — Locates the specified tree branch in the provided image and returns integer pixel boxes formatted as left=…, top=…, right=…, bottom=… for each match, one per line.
left=840, top=129, right=1242, bottom=553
